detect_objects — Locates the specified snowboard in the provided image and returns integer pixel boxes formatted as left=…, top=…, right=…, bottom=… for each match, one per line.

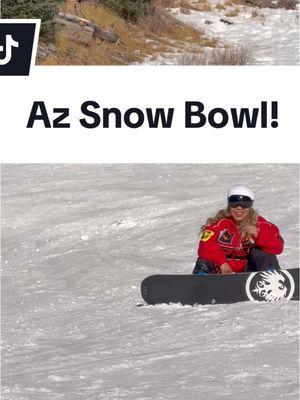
left=141, top=268, right=299, bottom=305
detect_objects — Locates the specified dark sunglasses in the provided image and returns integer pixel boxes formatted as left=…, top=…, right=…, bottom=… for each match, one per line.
left=228, top=195, right=253, bottom=209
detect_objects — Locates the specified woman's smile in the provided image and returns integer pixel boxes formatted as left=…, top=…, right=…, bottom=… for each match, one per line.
left=230, top=206, right=250, bottom=222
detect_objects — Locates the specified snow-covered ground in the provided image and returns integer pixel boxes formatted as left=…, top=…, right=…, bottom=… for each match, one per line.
left=167, top=1, right=299, bottom=65
left=1, top=164, right=299, bottom=399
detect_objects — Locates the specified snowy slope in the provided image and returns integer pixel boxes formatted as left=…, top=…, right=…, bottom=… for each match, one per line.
left=1, top=164, right=299, bottom=399
left=164, top=1, right=299, bottom=65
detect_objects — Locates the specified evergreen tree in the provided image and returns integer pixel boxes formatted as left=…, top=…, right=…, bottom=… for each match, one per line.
left=1, top=0, right=63, bottom=39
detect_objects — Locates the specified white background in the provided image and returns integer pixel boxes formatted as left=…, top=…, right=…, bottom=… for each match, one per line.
left=0, top=66, right=299, bottom=163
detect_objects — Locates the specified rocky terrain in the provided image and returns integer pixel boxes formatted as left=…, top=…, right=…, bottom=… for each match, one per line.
left=37, top=0, right=299, bottom=65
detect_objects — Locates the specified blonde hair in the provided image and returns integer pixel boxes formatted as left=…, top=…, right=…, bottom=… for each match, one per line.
left=201, top=207, right=259, bottom=236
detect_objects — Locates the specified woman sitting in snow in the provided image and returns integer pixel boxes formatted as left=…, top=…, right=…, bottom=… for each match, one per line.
left=193, top=184, right=284, bottom=275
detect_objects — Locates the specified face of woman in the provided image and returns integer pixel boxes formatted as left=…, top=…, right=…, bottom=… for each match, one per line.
left=229, top=206, right=251, bottom=223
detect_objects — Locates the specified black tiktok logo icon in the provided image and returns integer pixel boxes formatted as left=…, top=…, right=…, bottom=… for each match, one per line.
left=0, top=21, right=39, bottom=76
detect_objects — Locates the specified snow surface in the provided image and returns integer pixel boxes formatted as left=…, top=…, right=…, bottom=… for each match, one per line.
left=158, top=1, right=299, bottom=65
left=1, top=164, right=299, bottom=400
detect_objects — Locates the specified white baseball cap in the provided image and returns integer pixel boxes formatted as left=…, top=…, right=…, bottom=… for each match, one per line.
left=227, top=184, right=254, bottom=200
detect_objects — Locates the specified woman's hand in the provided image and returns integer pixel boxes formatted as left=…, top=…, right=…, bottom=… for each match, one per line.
left=242, top=225, right=258, bottom=244
left=245, top=225, right=258, bottom=238
left=220, top=263, right=234, bottom=274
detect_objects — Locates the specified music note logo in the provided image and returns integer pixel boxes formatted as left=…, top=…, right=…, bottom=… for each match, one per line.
left=0, top=34, right=19, bottom=66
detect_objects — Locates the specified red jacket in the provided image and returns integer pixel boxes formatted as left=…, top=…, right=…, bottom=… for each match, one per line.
left=198, top=216, right=284, bottom=273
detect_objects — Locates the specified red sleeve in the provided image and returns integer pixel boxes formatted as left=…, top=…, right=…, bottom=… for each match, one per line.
left=255, top=221, right=284, bottom=255
left=198, top=224, right=227, bottom=267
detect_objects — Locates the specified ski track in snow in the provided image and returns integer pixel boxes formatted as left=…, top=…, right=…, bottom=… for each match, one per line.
left=1, top=164, right=299, bottom=399
left=148, top=1, right=299, bottom=65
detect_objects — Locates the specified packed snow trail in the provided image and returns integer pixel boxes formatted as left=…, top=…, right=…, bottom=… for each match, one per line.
left=1, top=164, right=299, bottom=399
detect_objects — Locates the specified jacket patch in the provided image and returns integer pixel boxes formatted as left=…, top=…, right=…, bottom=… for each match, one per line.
left=201, top=230, right=214, bottom=242
left=218, top=229, right=234, bottom=245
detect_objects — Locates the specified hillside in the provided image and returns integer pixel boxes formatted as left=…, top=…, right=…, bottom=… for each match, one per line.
left=36, top=0, right=298, bottom=65
left=37, top=0, right=217, bottom=65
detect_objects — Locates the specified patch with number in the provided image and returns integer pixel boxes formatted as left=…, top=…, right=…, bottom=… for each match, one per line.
left=201, top=230, right=214, bottom=242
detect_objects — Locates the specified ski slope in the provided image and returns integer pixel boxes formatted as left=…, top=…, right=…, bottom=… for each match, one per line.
left=1, top=164, right=299, bottom=399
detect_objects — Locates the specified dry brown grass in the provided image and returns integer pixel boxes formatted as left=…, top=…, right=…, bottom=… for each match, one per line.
left=208, top=46, right=253, bottom=65
left=140, top=8, right=216, bottom=47
left=175, top=52, right=206, bottom=65
left=153, top=0, right=178, bottom=7
left=224, top=0, right=246, bottom=6
left=40, top=0, right=151, bottom=65
left=39, top=0, right=217, bottom=65
left=174, top=46, right=254, bottom=65
left=246, top=0, right=296, bottom=9
left=179, top=0, right=191, bottom=13
left=215, top=3, right=226, bottom=10
left=193, top=3, right=212, bottom=11
left=276, top=0, right=296, bottom=9
left=225, top=7, right=241, bottom=16
left=180, top=6, right=191, bottom=14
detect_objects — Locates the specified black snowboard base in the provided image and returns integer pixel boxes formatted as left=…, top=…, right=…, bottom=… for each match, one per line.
left=141, top=268, right=299, bottom=305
